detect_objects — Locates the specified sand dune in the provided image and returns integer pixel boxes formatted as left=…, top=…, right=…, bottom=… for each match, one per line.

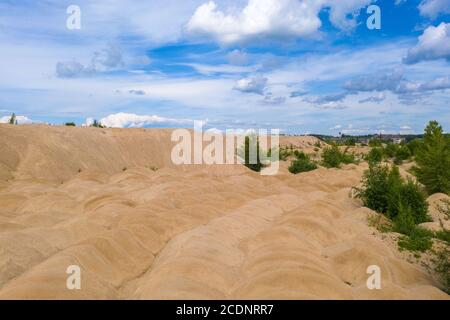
left=0, top=124, right=448, bottom=299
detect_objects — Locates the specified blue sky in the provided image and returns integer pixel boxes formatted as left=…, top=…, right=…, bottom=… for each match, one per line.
left=0, top=0, right=449, bottom=134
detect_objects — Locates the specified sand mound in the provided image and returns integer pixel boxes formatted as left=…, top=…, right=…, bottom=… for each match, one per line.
left=0, top=125, right=448, bottom=299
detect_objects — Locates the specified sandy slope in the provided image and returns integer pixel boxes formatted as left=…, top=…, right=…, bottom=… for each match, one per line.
left=0, top=124, right=448, bottom=299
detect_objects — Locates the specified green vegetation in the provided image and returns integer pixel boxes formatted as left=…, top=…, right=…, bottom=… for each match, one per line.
left=434, top=247, right=450, bottom=294
left=369, top=138, right=383, bottom=147
left=91, top=119, right=105, bottom=128
left=397, top=227, right=433, bottom=252
left=64, top=122, right=76, bottom=126
left=394, top=145, right=411, bottom=164
left=8, top=113, right=17, bottom=125
left=407, top=138, right=423, bottom=156
left=322, top=145, right=356, bottom=168
left=354, top=164, right=429, bottom=223
left=365, top=147, right=384, bottom=164
left=413, top=121, right=450, bottom=194
left=288, top=151, right=317, bottom=174
left=241, top=135, right=263, bottom=172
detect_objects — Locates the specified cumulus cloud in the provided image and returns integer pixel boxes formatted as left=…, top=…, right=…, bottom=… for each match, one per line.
left=186, top=0, right=374, bottom=44
left=0, top=115, right=33, bottom=124
left=233, top=75, right=268, bottom=95
left=358, top=92, right=386, bottom=103
left=89, top=112, right=195, bottom=128
left=418, top=0, right=450, bottom=18
left=403, top=22, right=450, bottom=64
left=56, top=45, right=124, bottom=78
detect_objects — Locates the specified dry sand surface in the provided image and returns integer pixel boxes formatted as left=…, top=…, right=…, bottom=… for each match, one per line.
left=0, top=124, right=448, bottom=299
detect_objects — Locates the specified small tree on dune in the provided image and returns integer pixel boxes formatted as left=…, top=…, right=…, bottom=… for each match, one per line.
left=8, top=113, right=16, bottom=125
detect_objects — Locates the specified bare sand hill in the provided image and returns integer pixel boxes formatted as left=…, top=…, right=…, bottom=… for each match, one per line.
left=0, top=124, right=448, bottom=299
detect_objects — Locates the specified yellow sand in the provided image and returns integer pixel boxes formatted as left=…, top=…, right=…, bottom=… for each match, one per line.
left=0, top=124, right=448, bottom=299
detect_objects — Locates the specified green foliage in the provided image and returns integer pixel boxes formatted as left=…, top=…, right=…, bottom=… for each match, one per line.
left=91, top=119, right=105, bottom=128
left=366, top=147, right=384, bottom=164
left=64, top=122, right=76, bottom=126
left=397, top=227, right=433, bottom=252
left=435, top=229, right=450, bottom=244
left=242, top=135, right=263, bottom=172
left=384, top=143, right=398, bottom=158
left=322, top=145, right=342, bottom=168
left=322, top=145, right=356, bottom=168
left=407, top=138, right=423, bottom=156
left=413, top=121, right=450, bottom=194
left=433, top=247, right=450, bottom=294
left=394, top=145, right=411, bottom=164
left=369, top=138, right=383, bottom=147
left=354, top=163, right=429, bottom=222
left=393, top=204, right=416, bottom=235
left=289, top=152, right=317, bottom=174
left=345, top=137, right=356, bottom=146
left=8, top=113, right=16, bottom=125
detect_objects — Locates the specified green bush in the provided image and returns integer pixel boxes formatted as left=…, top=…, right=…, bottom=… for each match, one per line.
left=322, top=145, right=342, bottom=168
left=435, top=229, right=450, bottom=244
left=242, top=135, right=263, bottom=172
left=289, top=157, right=317, bottom=174
left=369, top=138, right=383, bottom=147
left=407, top=138, right=423, bottom=156
left=354, top=164, right=429, bottom=222
left=434, top=248, right=450, bottom=294
left=65, top=122, right=76, bottom=126
left=413, top=121, right=450, bottom=194
left=321, top=145, right=356, bottom=168
left=384, top=143, right=398, bottom=158
left=398, top=227, right=433, bottom=252
left=8, top=113, right=17, bottom=125
left=394, top=145, right=411, bottom=164
left=393, top=204, right=416, bottom=235
left=366, top=147, right=384, bottom=164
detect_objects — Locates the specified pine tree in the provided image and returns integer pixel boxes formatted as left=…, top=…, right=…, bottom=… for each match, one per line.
left=414, top=121, right=450, bottom=194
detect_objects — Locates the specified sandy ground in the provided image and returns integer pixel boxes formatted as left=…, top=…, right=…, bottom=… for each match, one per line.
left=0, top=124, right=448, bottom=299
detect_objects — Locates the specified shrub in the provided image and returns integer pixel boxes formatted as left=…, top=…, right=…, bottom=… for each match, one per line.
left=394, top=145, right=411, bottom=164
left=242, top=135, right=263, bottom=172
left=397, top=227, right=433, bottom=252
left=413, top=121, right=450, bottom=194
left=407, top=138, right=423, bottom=156
left=384, top=143, right=398, bottom=158
left=322, top=145, right=342, bottom=168
left=435, top=229, right=450, bottom=244
left=393, top=204, right=416, bottom=235
left=365, top=147, right=384, bottom=164
left=65, top=122, right=76, bottom=126
left=354, top=164, right=390, bottom=213
left=345, top=137, right=356, bottom=146
left=8, top=113, right=16, bottom=125
left=354, top=164, right=429, bottom=222
left=369, top=138, right=383, bottom=147
left=289, top=153, right=317, bottom=174
left=434, top=247, right=450, bottom=294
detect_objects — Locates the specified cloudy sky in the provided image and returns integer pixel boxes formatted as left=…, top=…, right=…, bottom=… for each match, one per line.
left=0, top=0, right=449, bottom=134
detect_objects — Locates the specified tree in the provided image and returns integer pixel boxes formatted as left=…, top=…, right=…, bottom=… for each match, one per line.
left=242, top=135, right=263, bottom=172
left=414, top=121, right=450, bottom=194
left=8, top=113, right=16, bottom=125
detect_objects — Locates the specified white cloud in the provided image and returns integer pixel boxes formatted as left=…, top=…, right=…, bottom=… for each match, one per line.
left=418, top=0, right=450, bottom=18
left=404, top=22, right=450, bottom=64
left=233, top=75, right=268, bottom=95
left=358, top=92, right=386, bottom=103
left=92, top=112, right=195, bottom=128
left=187, top=0, right=374, bottom=44
left=0, top=115, right=33, bottom=124
left=56, top=45, right=124, bottom=78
